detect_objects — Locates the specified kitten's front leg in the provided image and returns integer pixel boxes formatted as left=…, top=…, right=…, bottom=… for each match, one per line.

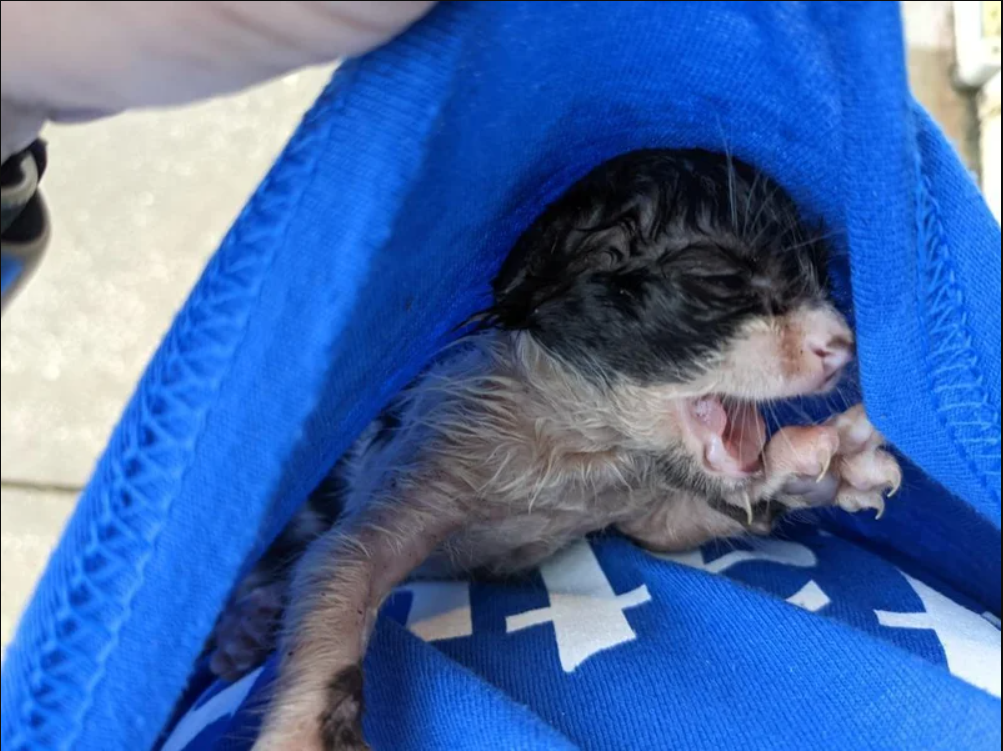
left=252, top=497, right=463, bottom=751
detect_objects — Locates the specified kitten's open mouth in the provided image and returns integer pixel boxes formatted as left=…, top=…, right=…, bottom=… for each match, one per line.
left=684, top=396, right=767, bottom=477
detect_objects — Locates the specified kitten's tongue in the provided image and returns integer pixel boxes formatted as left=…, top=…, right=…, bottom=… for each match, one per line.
left=690, top=396, right=766, bottom=476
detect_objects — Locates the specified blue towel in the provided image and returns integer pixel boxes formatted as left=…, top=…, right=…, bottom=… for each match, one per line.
left=164, top=525, right=1001, bottom=751
left=2, top=2, right=999, bottom=750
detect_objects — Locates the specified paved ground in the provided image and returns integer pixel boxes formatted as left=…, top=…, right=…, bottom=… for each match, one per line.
left=1, top=66, right=332, bottom=652
left=2, top=5, right=999, bottom=655
left=983, top=72, right=1001, bottom=220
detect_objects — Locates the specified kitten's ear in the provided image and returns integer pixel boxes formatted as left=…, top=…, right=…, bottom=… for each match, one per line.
left=493, top=219, right=552, bottom=299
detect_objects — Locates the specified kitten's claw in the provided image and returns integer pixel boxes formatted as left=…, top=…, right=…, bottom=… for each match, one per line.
left=833, top=488, right=886, bottom=519
left=816, top=452, right=832, bottom=484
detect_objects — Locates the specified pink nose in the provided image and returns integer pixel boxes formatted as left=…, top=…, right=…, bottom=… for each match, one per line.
left=810, top=336, right=854, bottom=380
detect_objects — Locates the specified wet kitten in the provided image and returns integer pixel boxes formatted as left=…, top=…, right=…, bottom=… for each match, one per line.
left=210, top=149, right=901, bottom=751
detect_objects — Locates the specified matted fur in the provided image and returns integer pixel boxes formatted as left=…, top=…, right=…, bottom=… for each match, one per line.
left=207, top=150, right=902, bottom=751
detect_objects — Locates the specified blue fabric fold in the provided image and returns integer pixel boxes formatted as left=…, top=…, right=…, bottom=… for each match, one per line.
left=3, top=3, right=999, bottom=750
left=169, top=532, right=1001, bottom=751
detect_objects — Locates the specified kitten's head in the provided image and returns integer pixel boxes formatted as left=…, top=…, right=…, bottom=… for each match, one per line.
left=489, top=149, right=851, bottom=481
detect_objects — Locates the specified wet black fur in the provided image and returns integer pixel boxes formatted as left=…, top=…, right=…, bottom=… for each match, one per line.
left=489, top=149, right=831, bottom=385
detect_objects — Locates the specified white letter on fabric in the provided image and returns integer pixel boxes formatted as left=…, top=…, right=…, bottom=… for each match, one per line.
left=654, top=538, right=830, bottom=612
left=506, top=540, right=651, bottom=672
left=876, top=572, right=1001, bottom=699
left=161, top=667, right=264, bottom=751
left=397, top=581, right=474, bottom=642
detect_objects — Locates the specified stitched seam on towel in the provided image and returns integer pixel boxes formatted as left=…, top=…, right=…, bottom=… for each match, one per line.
left=7, top=72, right=351, bottom=751
left=10, top=9, right=470, bottom=748
left=915, top=148, right=1001, bottom=508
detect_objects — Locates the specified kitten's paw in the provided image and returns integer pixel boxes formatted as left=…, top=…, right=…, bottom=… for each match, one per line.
left=764, top=405, right=901, bottom=519
left=209, top=583, right=283, bottom=683
left=828, top=404, right=901, bottom=518
left=252, top=664, right=369, bottom=751
left=760, top=424, right=841, bottom=505
left=318, top=665, right=369, bottom=751
left=834, top=444, right=902, bottom=519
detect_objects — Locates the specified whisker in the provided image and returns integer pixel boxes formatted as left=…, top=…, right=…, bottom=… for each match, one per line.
left=743, top=170, right=763, bottom=241
left=775, top=230, right=840, bottom=256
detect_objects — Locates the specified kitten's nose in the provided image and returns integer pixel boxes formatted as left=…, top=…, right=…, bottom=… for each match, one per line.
left=810, top=335, right=854, bottom=380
